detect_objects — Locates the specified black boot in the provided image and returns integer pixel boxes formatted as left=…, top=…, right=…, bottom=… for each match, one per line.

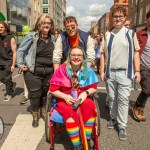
left=32, top=112, right=39, bottom=128
left=40, top=107, right=46, bottom=121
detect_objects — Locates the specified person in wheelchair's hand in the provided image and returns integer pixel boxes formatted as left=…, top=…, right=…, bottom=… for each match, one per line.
left=65, top=94, right=75, bottom=105
left=49, top=46, right=99, bottom=149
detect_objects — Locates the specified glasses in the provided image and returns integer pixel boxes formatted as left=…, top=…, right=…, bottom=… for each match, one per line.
left=41, top=22, right=51, bottom=25
left=113, top=15, right=125, bottom=20
left=70, top=54, right=83, bottom=58
left=66, top=25, right=76, bottom=31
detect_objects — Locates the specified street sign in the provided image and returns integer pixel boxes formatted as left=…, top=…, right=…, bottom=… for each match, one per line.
left=0, top=12, right=6, bottom=21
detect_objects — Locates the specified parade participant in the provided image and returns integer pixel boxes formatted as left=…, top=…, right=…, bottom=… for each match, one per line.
left=53, top=16, right=95, bottom=71
left=100, top=6, right=140, bottom=140
left=0, top=21, right=16, bottom=101
left=50, top=46, right=98, bottom=150
left=132, top=11, right=150, bottom=122
left=105, top=18, right=131, bottom=109
left=94, top=35, right=101, bottom=74
left=17, top=14, right=55, bottom=127
left=20, top=25, right=32, bottom=105
left=54, top=28, right=62, bottom=41
left=124, top=18, right=131, bottom=29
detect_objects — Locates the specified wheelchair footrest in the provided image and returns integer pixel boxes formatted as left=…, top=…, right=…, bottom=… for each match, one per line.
left=50, top=108, right=64, bottom=123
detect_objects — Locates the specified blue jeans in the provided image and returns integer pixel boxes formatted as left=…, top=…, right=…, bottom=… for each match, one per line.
left=106, top=70, right=132, bottom=129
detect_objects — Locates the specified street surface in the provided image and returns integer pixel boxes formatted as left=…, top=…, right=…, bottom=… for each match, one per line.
left=0, top=68, right=150, bottom=150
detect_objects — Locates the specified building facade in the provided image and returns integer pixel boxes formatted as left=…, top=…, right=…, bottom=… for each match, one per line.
left=90, top=21, right=98, bottom=37
left=30, top=0, right=41, bottom=29
left=98, top=12, right=110, bottom=34
left=41, top=0, right=66, bottom=30
left=128, top=0, right=150, bottom=31
left=6, top=0, right=31, bottom=44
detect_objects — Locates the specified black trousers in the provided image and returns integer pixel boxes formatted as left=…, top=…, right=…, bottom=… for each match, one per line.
left=24, top=66, right=53, bottom=112
left=135, top=65, right=150, bottom=108
left=96, top=58, right=100, bottom=74
left=0, top=65, right=14, bottom=95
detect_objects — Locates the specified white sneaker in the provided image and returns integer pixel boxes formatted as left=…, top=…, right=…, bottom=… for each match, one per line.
left=3, top=95, right=12, bottom=101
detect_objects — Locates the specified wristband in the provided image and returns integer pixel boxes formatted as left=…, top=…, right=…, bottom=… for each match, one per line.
left=135, top=70, right=140, bottom=72
left=85, top=90, right=90, bottom=96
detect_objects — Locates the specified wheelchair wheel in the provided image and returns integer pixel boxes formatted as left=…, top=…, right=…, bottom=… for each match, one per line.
left=94, top=98, right=100, bottom=136
left=92, top=97, right=100, bottom=150
left=45, top=94, right=51, bottom=142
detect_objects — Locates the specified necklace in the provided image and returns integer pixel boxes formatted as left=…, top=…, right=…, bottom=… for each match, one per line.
left=41, top=37, right=48, bottom=43
left=41, top=34, right=49, bottom=43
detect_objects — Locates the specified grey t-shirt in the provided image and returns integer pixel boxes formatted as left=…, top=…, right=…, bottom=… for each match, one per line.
left=111, top=27, right=128, bottom=69
left=141, top=32, right=150, bottom=69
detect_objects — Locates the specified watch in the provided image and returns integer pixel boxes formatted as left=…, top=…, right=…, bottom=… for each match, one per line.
left=85, top=90, right=89, bottom=96
left=135, top=70, right=140, bottom=72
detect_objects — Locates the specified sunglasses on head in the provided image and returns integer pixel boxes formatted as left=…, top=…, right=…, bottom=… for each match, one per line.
left=65, top=25, right=76, bottom=31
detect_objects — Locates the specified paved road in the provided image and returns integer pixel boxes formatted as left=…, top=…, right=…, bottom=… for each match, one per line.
left=0, top=68, right=150, bottom=150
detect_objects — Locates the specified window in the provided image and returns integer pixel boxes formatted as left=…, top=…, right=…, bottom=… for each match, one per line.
left=42, top=7, right=49, bottom=14
left=42, top=0, right=48, bottom=4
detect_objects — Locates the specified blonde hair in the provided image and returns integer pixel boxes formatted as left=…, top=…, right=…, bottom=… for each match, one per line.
left=33, top=14, right=54, bottom=34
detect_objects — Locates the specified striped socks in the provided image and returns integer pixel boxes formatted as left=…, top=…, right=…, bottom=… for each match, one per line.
left=66, top=122, right=81, bottom=147
left=84, top=117, right=95, bottom=139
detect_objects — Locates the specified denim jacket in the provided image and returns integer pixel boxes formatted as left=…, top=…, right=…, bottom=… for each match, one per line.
left=17, top=32, right=55, bottom=73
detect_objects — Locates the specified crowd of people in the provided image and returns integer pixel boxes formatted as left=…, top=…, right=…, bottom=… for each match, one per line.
left=0, top=5, right=150, bottom=149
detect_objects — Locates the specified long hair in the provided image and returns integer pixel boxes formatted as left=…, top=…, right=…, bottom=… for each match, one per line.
left=0, top=21, right=10, bottom=34
left=32, top=14, right=54, bottom=35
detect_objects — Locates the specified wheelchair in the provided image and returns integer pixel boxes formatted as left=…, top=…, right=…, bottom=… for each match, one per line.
left=45, top=93, right=100, bottom=150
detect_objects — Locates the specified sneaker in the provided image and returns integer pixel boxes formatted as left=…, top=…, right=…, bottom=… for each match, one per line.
left=87, top=139, right=92, bottom=150
left=107, top=119, right=117, bottom=129
left=119, top=128, right=127, bottom=140
left=74, top=144, right=83, bottom=150
left=132, top=106, right=146, bottom=122
left=20, top=96, right=29, bottom=104
left=3, top=95, right=12, bottom=101
left=12, top=82, right=16, bottom=94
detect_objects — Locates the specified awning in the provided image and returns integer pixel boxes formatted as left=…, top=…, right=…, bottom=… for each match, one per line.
left=0, top=12, right=6, bottom=21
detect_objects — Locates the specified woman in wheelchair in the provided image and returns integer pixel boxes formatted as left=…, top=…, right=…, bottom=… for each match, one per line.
left=49, top=46, right=99, bottom=150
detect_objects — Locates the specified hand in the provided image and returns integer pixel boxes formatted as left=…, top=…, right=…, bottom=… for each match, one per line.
left=100, top=71, right=105, bottom=81
left=11, top=65, right=15, bottom=72
left=77, top=92, right=87, bottom=104
left=21, top=66, right=28, bottom=71
left=134, top=72, right=141, bottom=83
left=65, top=94, right=75, bottom=105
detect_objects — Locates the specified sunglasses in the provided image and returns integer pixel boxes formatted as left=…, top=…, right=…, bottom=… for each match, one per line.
left=66, top=25, right=76, bottom=31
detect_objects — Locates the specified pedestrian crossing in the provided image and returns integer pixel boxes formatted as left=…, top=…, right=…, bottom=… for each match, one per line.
left=0, top=114, right=44, bottom=150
